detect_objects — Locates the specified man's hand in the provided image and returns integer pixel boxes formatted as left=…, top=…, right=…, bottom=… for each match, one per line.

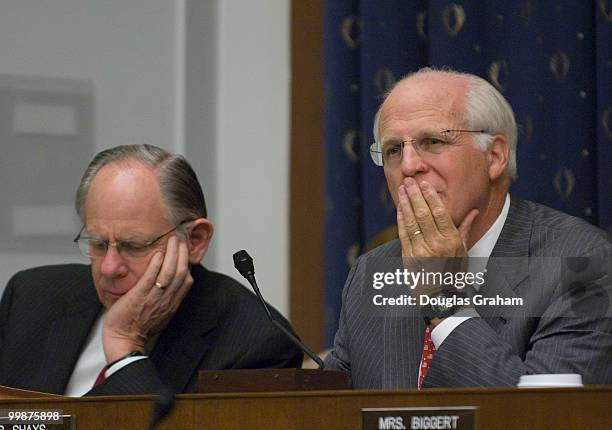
left=102, top=236, right=194, bottom=362
left=397, top=177, right=478, bottom=258
left=397, top=177, right=478, bottom=299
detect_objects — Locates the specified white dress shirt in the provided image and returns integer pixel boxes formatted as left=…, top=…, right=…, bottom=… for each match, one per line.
left=430, top=194, right=511, bottom=348
left=64, top=311, right=108, bottom=396
left=63, top=311, right=148, bottom=396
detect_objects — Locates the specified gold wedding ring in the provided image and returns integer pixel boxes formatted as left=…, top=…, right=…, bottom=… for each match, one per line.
left=154, top=282, right=166, bottom=290
left=411, top=230, right=422, bottom=238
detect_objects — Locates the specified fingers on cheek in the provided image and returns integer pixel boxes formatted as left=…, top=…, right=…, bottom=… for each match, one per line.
left=167, top=235, right=178, bottom=251
left=400, top=199, right=414, bottom=219
left=170, top=281, right=192, bottom=314
left=176, top=265, right=189, bottom=282
left=398, top=185, right=410, bottom=202
left=147, top=253, right=159, bottom=270
left=397, top=207, right=406, bottom=230
left=157, top=275, right=172, bottom=289
left=431, top=206, right=447, bottom=220
left=149, top=253, right=164, bottom=278
left=179, top=275, right=194, bottom=302
left=162, top=259, right=181, bottom=285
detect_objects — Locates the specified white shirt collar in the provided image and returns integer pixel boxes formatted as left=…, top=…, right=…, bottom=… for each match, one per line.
left=468, top=193, right=510, bottom=259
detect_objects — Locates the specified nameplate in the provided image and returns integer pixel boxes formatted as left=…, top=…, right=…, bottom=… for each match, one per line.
left=0, top=410, right=75, bottom=430
left=362, top=406, right=476, bottom=430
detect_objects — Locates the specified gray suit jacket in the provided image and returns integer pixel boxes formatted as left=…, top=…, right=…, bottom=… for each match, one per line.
left=325, top=198, right=612, bottom=388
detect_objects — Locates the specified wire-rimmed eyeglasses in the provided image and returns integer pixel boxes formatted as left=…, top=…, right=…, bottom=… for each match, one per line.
left=73, top=219, right=194, bottom=260
left=369, top=129, right=488, bottom=167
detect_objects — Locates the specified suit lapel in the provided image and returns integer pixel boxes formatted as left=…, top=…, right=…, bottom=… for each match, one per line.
left=381, top=240, right=423, bottom=388
left=36, top=275, right=101, bottom=394
left=383, top=302, right=423, bottom=388
left=37, top=306, right=101, bottom=393
left=478, top=197, right=533, bottom=318
left=489, top=197, right=532, bottom=274
left=150, top=265, right=218, bottom=392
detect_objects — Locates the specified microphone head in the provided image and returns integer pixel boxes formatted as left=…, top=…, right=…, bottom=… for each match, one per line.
left=233, top=250, right=255, bottom=278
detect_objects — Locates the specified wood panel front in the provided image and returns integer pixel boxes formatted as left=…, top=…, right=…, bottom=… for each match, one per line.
left=1, top=386, right=610, bottom=429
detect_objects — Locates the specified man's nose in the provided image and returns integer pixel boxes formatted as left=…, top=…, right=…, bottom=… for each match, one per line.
left=99, top=245, right=128, bottom=278
left=399, top=143, right=428, bottom=177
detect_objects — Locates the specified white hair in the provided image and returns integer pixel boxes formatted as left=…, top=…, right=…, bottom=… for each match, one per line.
left=372, top=67, right=518, bottom=180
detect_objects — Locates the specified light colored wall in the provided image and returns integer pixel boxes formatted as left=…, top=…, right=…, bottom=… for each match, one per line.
left=210, top=0, right=291, bottom=314
left=0, top=0, right=181, bottom=150
left=0, top=0, right=291, bottom=315
left=0, top=0, right=182, bottom=288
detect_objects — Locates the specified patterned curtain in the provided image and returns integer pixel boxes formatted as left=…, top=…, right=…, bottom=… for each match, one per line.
left=323, top=1, right=611, bottom=345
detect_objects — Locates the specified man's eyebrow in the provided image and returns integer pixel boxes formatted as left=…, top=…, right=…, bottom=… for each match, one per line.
left=415, top=128, right=446, bottom=137
left=81, top=232, right=150, bottom=242
left=380, top=136, right=403, bottom=146
left=119, top=237, right=150, bottom=243
left=119, top=233, right=161, bottom=243
left=380, top=128, right=445, bottom=145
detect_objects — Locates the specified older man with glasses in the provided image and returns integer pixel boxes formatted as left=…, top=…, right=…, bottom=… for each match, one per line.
left=325, top=67, right=612, bottom=389
left=0, top=144, right=302, bottom=396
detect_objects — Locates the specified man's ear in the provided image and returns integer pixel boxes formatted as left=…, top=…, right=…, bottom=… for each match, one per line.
left=487, top=135, right=509, bottom=181
left=186, top=218, right=214, bottom=264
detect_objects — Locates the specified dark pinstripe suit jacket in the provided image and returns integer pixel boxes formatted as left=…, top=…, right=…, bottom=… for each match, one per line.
left=325, top=197, right=612, bottom=388
left=0, top=264, right=302, bottom=395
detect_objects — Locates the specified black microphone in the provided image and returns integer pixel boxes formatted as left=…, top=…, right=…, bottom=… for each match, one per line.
left=146, top=386, right=176, bottom=430
left=233, top=250, right=325, bottom=370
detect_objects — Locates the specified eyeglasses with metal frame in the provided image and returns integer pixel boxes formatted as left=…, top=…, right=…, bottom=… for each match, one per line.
left=369, top=129, right=488, bottom=167
left=73, top=219, right=194, bottom=260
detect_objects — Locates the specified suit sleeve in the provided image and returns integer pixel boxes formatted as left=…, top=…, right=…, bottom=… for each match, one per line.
left=232, top=328, right=303, bottom=369
left=217, top=290, right=304, bottom=371
left=87, top=297, right=304, bottom=396
left=424, top=245, right=612, bottom=387
left=85, top=359, right=165, bottom=396
left=324, top=256, right=360, bottom=380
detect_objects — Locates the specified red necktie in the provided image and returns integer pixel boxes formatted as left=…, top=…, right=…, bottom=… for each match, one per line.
left=93, top=366, right=106, bottom=388
left=418, top=325, right=436, bottom=388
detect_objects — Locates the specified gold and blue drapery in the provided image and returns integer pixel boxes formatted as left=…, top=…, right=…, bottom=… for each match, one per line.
left=323, top=1, right=611, bottom=345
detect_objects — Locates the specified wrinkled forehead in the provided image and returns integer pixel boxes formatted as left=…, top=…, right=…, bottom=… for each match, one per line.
left=379, top=75, right=470, bottom=131
left=85, top=160, right=168, bottom=223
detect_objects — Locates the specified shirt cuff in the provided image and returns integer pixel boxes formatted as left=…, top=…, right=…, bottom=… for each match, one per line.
left=105, top=355, right=148, bottom=378
left=430, top=307, right=480, bottom=349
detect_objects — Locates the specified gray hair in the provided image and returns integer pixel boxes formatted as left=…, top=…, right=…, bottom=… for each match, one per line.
left=75, top=144, right=207, bottom=225
left=373, top=67, right=518, bottom=180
